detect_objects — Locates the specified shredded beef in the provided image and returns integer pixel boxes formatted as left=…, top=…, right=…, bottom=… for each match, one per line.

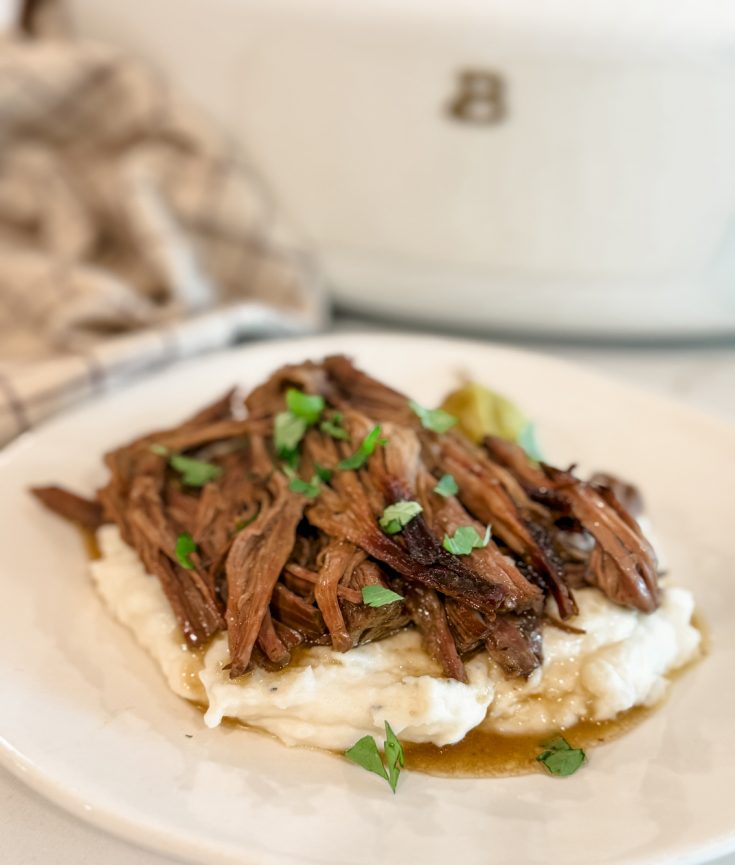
left=32, top=355, right=661, bottom=682
left=31, top=485, right=105, bottom=531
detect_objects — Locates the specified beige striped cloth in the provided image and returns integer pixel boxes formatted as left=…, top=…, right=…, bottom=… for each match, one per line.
left=0, top=35, right=326, bottom=447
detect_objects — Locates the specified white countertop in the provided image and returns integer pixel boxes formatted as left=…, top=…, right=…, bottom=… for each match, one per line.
left=4, top=332, right=735, bottom=865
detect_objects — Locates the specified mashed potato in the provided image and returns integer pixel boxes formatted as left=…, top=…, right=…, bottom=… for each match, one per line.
left=90, top=524, right=700, bottom=750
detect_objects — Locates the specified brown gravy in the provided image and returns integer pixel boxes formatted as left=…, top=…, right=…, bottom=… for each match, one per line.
left=404, top=627, right=705, bottom=778
left=403, top=706, right=652, bottom=777
left=80, top=527, right=101, bottom=560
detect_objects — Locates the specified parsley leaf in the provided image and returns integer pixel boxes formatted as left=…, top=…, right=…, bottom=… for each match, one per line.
left=285, top=388, right=325, bottom=425
left=345, top=736, right=388, bottom=784
left=344, top=723, right=405, bottom=793
left=433, top=473, right=458, bottom=497
left=158, top=446, right=220, bottom=487
left=379, top=501, right=423, bottom=534
left=274, top=391, right=325, bottom=465
left=408, top=399, right=457, bottom=434
left=175, top=532, right=197, bottom=569
left=384, top=721, right=405, bottom=793
left=442, top=524, right=491, bottom=555
left=518, top=422, right=543, bottom=462
left=320, top=412, right=349, bottom=441
left=288, top=475, right=321, bottom=498
left=314, top=463, right=333, bottom=482
left=362, top=585, right=405, bottom=607
left=540, top=735, right=570, bottom=752
left=274, top=411, right=307, bottom=460
left=337, top=425, right=387, bottom=471
left=281, top=448, right=300, bottom=471
left=537, top=736, right=586, bottom=777
left=170, top=454, right=222, bottom=487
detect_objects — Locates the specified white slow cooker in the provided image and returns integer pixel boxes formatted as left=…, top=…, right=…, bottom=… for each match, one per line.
left=68, top=0, right=735, bottom=336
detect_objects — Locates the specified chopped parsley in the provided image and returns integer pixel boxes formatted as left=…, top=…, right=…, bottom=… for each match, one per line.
left=361, top=585, right=405, bottom=607
left=314, top=463, right=333, bottom=482
left=320, top=412, right=349, bottom=441
left=378, top=501, right=423, bottom=535
left=175, top=532, right=197, bottom=569
left=285, top=388, right=325, bottom=424
left=274, top=410, right=307, bottom=461
left=288, top=475, right=321, bottom=499
left=281, top=448, right=300, bottom=471
left=151, top=445, right=221, bottom=486
left=275, top=389, right=326, bottom=465
left=433, top=473, right=458, bottom=497
left=383, top=721, right=405, bottom=793
left=536, top=736, right=586, bottom=777
left=170, top=454, right=222, bottom=487
left=442, top=524, right=491, bottom=556
left=345, top=736, right=387, bottom=785
left=408, top=399, right=457, bottom=434
left=345, top=721, right=405, bottom=793
left=518, top=422, right=543, bottom=462
left=337, top=424, right=387, bottom=471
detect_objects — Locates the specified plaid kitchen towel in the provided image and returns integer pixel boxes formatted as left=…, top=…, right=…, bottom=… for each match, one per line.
left=0, top=36, right=326, bottom=447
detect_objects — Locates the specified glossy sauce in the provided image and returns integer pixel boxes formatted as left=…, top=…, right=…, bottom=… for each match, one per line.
left=81, top=527, right=101, bottom=560
left=404, top=707, right=652, bottom=777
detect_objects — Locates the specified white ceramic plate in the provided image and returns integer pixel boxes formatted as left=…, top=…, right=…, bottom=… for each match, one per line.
left=1, top=333, right=734, bottom=865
